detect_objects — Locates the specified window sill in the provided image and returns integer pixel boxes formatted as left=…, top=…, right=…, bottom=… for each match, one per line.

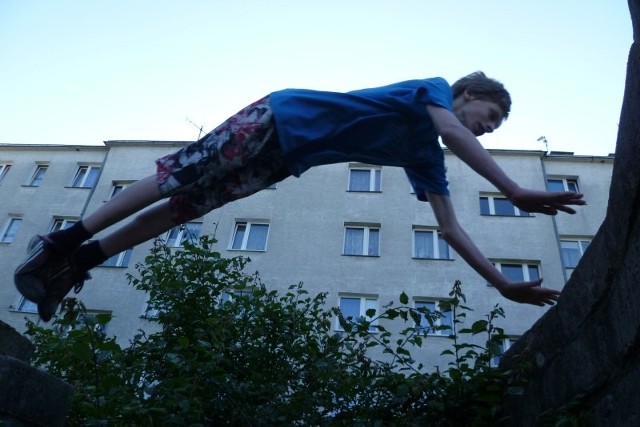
left=8, top=309, right=38, bottom=315
left=480, top=213, right=534, bottom=218
left=341, top=254, right=380, bottom=258
left=412, top=257, right=454, bottom=262
left=346, top=190, right=382, bottom=194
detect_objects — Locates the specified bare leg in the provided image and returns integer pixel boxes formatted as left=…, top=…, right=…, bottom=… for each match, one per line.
left=80, top=174, right=177, bottom=257
left=97, top=202, right=177, bottom=257
left=82, top=175, right=164, bottom=235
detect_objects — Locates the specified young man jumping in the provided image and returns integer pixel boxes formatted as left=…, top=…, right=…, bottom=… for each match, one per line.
left=15, top=72, right=585, bottom=321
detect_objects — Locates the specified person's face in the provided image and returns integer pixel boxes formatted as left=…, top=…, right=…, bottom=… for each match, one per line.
left=454, top=92, right=504, bottom=137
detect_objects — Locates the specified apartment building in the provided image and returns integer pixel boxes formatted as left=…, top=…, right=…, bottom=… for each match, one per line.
left=0, top=142, right=613, bottom=368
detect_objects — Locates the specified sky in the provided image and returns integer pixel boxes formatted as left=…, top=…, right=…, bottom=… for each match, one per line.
left=0, top=1, right=633, bottom=156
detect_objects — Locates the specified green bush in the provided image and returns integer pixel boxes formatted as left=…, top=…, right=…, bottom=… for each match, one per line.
left=25, top=236, right=523, bottom=426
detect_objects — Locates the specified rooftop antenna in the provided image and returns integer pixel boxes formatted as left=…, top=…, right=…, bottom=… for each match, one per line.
left=537, top=136, right=549, bottom=154
left=186, top=117, right=204, bottom=140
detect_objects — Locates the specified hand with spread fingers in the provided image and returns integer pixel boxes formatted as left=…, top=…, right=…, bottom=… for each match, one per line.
left=510, top=187, right=586, bottom=215
left=497, top=279, right=560, bottom=306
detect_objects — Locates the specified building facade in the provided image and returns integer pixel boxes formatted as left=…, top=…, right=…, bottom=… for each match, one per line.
left=0, top=142, right=613, bottom=368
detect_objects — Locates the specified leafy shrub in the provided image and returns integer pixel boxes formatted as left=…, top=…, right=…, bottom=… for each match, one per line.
left=25, top=236, right=524, bottom=426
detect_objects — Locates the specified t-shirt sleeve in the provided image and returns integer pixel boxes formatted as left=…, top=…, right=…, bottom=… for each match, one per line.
left=405, top=160, right=450, bottom=202
left=414, top=77, right=454, bottom=111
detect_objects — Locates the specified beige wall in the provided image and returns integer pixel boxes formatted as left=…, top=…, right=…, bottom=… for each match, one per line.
left=0, top=142, right=613, bottom=369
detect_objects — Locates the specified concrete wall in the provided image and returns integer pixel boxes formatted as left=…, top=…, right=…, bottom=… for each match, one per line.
left=0, top=141, right=612, bottom=371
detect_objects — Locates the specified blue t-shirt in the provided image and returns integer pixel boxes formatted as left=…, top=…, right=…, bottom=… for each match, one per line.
left=269, top=77, right=453, bottom=200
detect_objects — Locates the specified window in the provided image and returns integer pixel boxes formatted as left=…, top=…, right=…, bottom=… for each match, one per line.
left=231, top=221, right=269, bottom=251
left=343, top=225, right=380, bottom=256
left=165, top=222, right=202, bottom=247
left=1, top=218, right=22, bottom=243
left=0, top=163, right=11, bottom=183
left=51, top=218, right=77, bottom=232
left=71, top=165, right=101, bottom=188
left=143, top=300, right=163, bottom=319
left=490, top=336, right=519, bottom=367
left=547, top=177, right=579, bottom=193
left=221, top=289, right=255, bottom=317
left=221, top=289, right=254, bottom=303
left=494, top=262, right=540, bottom=283
left=100, top=248, right=133, bottom=267
left=480, top=194, right=531, bottom=217
left=348, top=166, right=381, bottom=192
left=414, top=300, right=454, bottom=336
left=28, top=165, right=48, bottom=187
left=337, top=295, right=378, bottom=331
left=16, top=297, right=38, bottom=313
left=110, top=181, right=133, bottom=198
left=413, top=227, right=451, bottom=260
left=560, top=238, right=591, bottom=276
left=58, top=312, right=110, bottom=338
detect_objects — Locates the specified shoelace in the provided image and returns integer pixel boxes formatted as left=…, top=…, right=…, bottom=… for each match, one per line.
left=74, top=272, right=91, bottom=294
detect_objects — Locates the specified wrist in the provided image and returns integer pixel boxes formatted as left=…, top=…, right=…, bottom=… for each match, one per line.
left=492, top=278, right=510, bottom=293
left=501, top=181, right=520, bottom=200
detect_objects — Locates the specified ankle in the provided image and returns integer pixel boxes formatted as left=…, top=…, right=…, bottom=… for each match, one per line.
left=48, top=221, right=93, bottom=254
left=74, top=240, right=109, bottom=273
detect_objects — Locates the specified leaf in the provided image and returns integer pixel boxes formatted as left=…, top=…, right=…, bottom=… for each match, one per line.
left=399, top=292, right=409, bottom=305
left=471, top=320, right=489, bottom=335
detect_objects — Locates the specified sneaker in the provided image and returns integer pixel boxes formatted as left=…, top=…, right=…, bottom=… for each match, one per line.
left=37, top=257, right=91, bottom=322
left=14, top=235, right=66, bottom=304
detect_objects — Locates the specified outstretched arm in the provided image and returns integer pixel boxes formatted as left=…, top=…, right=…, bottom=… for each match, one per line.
left=428, top=192, right=560, bottom=306
left=426, top=104, right=586, bottom=214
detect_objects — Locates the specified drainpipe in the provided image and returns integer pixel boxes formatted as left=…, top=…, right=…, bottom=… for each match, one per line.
left=79, top=144, right=109, bottom=219
left=539, top=152, right=568, bottom=284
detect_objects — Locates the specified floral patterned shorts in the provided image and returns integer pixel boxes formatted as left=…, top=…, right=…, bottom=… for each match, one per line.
left=156, top=96, right=290, bottom=224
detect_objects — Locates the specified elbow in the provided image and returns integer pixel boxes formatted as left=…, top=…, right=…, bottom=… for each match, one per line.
left=439, top=220, right=462, bottom=246
left=439, top=226, right=454, bottom=244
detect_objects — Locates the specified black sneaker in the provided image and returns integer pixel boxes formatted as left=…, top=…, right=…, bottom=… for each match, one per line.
left=14, top=235, right=66, bottom=304
left=37, top=257, right=91, bottom=322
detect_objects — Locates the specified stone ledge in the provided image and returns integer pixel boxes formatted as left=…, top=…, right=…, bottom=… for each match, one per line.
left=0, top=356, right=72, bottom=427
left=0, top=321, right=34, bottom=362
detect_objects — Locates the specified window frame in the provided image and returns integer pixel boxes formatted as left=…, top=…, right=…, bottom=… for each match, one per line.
left=51, top=218, right=78, bottom=233
left=1, top=217, right=22, bottom=243
left=15, top=296, right=38, bottom=313
left=165, top=222, right=202, bottom=247
left=559, top=237, right=591, bottom=276
left=336, top=295, right=378, bottom=332
left=414, top=299, right=454, bottom=336
left=100, top=248, right=133, bottom=268
left=492, top=261, right=541, bottom=284
left=479, top=193, right=531, bottom=217
left=347, top=165, right=382, bottom=192
left=412, top=227, right=451, bottom=260
left=58, top=311, right=111, bottom=338
left=110, top=180, right=135, bottom=198
left=490, top=335, right=519, bottom=367
left=0, top=163, right=11, bottom=183
left=229, top=221, right=270, bottom=251
left=342, top=224, right=380, bottom=257
left=28, top=164, right=49, bottom=187
left=546, top=177, right=579, bottom=193
left=71, top=165, right=101, bottom=188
